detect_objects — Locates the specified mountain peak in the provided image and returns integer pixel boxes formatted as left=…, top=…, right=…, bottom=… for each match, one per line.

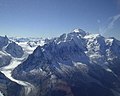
left=33, top=46, right=44, bottom=58
left=73, top=28, right=84, bottom=32
left=71, top=28, right=86, bottom=37
left=0, top=35, right=9, bottom=50
left=12, top=29, right=120, bottom=96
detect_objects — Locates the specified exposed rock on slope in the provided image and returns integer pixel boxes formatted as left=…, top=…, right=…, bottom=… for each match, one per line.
left=0, top=52, right=11, bottom=67
left=5, top=42, right=24, bottom=58
left=0, top=36, right=9, bottom=50
left=0, top=72, right=23, bottom=96
left=13, top=29, right=120, bottom=96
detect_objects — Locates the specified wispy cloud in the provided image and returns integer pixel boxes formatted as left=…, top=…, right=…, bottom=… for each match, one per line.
left=106, top=14, right=120, bottom=30
left=100, top=14, right=120, bottom=35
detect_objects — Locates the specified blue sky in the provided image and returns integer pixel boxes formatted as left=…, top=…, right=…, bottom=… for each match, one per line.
left=0, top=0, right=120, bottom=39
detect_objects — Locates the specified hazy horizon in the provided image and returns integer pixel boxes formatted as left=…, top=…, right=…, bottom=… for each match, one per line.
left=0, top=0, right=120, bottom=39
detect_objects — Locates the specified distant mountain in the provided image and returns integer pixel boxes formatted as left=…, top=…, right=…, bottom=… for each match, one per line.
left=0, top=36, right=24, bottom=58
left=9, top=37, right=45, bottom=54
left=12, top=29, right=120, bottom=96
left=9, top=37, right=43, bottom=42
left=0, top=36, right=25, bottom=96
left=0, top=36, right=9, bottom=50
left=0, top=36, right=39, bottom=96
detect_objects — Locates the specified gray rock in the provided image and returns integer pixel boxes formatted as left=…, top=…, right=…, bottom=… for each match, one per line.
left=0, top=36, right=9, bottom=50
left=5, top=42, right=24, bottom=58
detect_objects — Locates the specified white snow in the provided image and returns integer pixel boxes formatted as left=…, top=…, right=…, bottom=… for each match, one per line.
left=0, top=29, right=120, bottom=96
left=0, top=52, right=36, bottom=96
left=105, top=38, right=114, bottom=46
left=73, top=62, right=89, bottom=73
left=0, top=57, right=35, bottom=96
left=73, top=28, right=81, bottom=33
left=84, top=34, right=100, bottom=39
left=16, top=42, right=36, bottom=54
left=0, top=91, right=4, bottom=96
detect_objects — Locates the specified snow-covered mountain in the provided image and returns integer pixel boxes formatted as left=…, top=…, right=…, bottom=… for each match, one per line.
left=0, top=36, right=24, bottom=58
left=0, top=36, right=44, bottom=60
left=0, top=36, right=40, bottom=96
left=5, top=42, right=24, bottom=58
left=9, top=37, right=45, bottom=54
left=9, top=37, right=43, bottom=42
left=0, top=36, right=9, bottom=50
left=9, top=37, right=45, bottom=47
left=12, top=29, right=120, bottom=96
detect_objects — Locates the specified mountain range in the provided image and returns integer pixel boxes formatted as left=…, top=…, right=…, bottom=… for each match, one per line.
left=0, top=29, right=120, bottom=96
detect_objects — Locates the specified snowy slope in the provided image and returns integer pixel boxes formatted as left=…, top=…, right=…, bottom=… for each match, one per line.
left=0, top=36, right=40, bottom=96
left=0, top=71, right=23, bottom=96
left=12, top=29, right=120, bottom=96
left=9, top=37, right=45, bottom=54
